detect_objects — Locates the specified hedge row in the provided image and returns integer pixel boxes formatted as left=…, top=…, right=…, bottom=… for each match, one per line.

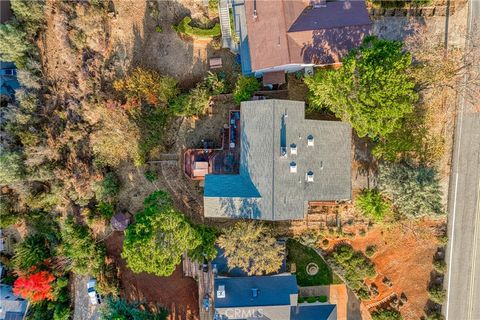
left=298, top=295, right=328, bottom=303
left=173, top=16, right=221, bottom=39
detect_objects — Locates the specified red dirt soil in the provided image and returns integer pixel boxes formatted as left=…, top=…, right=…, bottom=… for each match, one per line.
left=104, top=232, right=200, bottom=320
left=326, top=219, right=443, bottom=320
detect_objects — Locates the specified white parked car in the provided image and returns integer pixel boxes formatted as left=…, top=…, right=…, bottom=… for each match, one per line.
left=87, top=278, right=102, bottom=305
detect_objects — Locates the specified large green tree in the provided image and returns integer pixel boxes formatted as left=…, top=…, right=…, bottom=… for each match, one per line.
left=0, top=21, right=33, bottom=67
left=0, top=152, right=26, bottom=185
left=60, top=216, right=105, bottom=275
left=10, top=0, right=45, bottom=36
left=217, top=221, right=284, bottom=276
left=122, top=191, right=202, bottom=276
left=13, top=234, right=54, bottom=271
left=306, top=36, right=418, bottom=139
left=378, top=162, right=443, bottom=217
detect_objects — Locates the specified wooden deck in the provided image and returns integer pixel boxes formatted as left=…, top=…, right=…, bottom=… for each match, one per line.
left=184, top=110, right=241, bottom=180
left=183, top=253, right=215, bottom=320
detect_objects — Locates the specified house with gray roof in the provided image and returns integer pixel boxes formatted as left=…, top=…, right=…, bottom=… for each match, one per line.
left=0, top=284, right=28, bottom=320
left=204, top=100, right=351, bottom=221
left=214, top=274, right=336, bottom=320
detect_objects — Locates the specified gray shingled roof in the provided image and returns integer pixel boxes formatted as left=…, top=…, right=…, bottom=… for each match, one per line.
left=204, top=100, right=351, bottom=220
left=288, top=1, right=372, bottom=33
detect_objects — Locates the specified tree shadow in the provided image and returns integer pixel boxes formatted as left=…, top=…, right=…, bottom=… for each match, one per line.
left=293, top=25, right=371, bottom=65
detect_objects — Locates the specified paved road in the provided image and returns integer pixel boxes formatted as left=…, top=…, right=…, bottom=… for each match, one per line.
left=444, top=0, right=480, bottom=319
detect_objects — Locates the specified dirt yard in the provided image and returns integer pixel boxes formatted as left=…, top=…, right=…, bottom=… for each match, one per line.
left=111, top=0, right=237, bottom=88
left=104, top=232, right=200, bottom=320
left=320, top=219, right=444, bottom=320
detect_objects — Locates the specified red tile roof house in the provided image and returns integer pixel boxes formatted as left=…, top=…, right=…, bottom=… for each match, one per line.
left=232, top=0, right=372, bottom=78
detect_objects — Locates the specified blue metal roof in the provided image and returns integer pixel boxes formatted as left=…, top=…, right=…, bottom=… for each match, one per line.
left=290, top=305, right=336, bottom=320
left=214, top=275, right=298, bottom=308
left=0, top=61, right=19, bottom=100
left=232, top=0, right=252, bottom=75
left=204, top=174, right=260, bottom=198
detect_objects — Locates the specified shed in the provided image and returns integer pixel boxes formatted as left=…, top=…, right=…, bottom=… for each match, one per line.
left=110, top=212, right=130, bottom=231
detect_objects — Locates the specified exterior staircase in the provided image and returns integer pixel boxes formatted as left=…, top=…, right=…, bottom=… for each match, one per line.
left=218, top=0, right=233, bottom=49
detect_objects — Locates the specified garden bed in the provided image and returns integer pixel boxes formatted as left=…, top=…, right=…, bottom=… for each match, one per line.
left=286, top=239, right=340, bottom=286
left=173, top=16, right=221, bottom=39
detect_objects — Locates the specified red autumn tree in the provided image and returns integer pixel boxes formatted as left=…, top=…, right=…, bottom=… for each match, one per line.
left=13, top=270, right=56, bottom=302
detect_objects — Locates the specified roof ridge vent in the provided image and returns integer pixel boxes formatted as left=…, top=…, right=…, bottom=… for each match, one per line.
left=290, top=162, right=297, bottom=173
left=290, top=143, right=297, bottom=155
left=307, top=135, right=314, bottom=147
left=306, top=170, right=314, bottom=182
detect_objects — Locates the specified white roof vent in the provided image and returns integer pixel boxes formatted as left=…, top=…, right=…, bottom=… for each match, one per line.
left=306, top=171, right=314, bottom=182
left=290, top=144, right=297, bottom=155
left=307, top=135, right=314, bottom=147
left=290, top=162, right=297, bottom=173
left=217, top=285, right=226, bottom=299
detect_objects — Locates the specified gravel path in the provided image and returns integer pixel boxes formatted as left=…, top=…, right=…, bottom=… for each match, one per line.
left=72, top=275, right=101, bottom=320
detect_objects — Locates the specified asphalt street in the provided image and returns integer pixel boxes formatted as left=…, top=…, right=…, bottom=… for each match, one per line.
left=444, top=0, right=480, bottom=319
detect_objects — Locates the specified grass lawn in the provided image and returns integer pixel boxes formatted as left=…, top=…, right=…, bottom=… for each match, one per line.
left=286, top=239, right=341, bottom=286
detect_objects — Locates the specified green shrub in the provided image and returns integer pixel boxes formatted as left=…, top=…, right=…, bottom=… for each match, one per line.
left=428, top=285, right=446, bottom=304
left=155, top=25, right=163, bottom=33
left=134, top=106, right=170, bottom=165
left=204, top=71, right=226, bottom=95
left=365, top=245, right=377, bottom=257
left=331, top=244, right=376, bottom=299
left=371, top=309, right=403, bottom=320
left=305, top=296, right=317, bottom=303
left=100, top=297, right=168, bottom=320
left=233, top=75, right=260, bottom=103
left=426, top=311, right=445, bottom=320
left=144, top=170, right=158, bottom=182
left=96, top=201, right=115, bottom=219
left=355, top=188, right=390, bottom=222
left=378, top=162, right=443, bottom=218
left=93, top=172, right=121, bottom=202
left=170, top=85, right=211, bottom=117
left=433, top=259, right=446, bottom=273
left=173, top=16, right=221, bottom=39
left=298, top=297, right=305, bottom=303
left=318, top=295, right=328, bottom=303
left=208, top=0, right=219, bottom=15
left=437, top=234, right=448, bottom=245
left=0, top=193, right=20, bottom=227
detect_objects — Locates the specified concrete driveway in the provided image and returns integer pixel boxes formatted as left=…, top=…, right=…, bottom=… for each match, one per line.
left=72, top=275, right=101, bottom=320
